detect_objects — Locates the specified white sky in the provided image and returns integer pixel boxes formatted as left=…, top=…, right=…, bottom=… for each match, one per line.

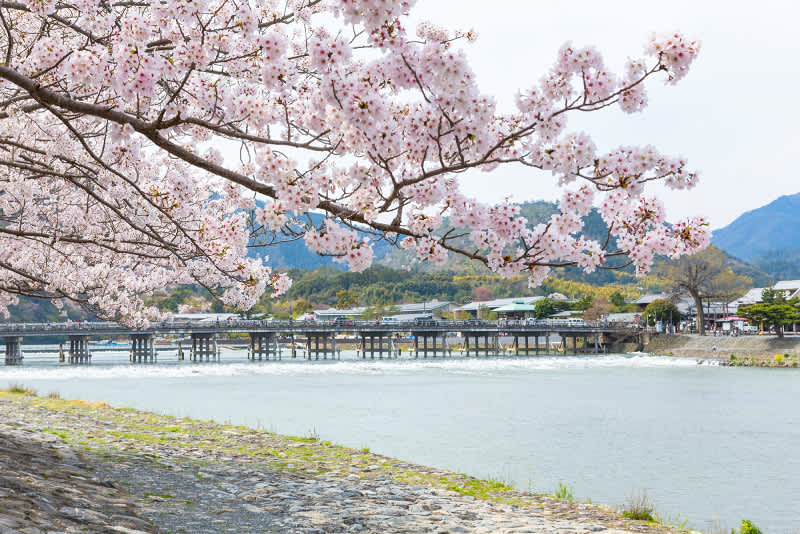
left=411, top=0, right=799, bottom=229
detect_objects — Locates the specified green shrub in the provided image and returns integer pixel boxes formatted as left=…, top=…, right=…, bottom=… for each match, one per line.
left=733, top=519, right=763, bottom=534
left=554, top=482, right=574, bottom=502
left=7, top=383, right=36, bottom=396
left=621, top=490, right=655, bottom=522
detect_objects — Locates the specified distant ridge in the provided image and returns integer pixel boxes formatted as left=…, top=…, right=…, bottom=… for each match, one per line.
left=711, top=193, right=800, bottom=261
left=246, top=210, right=392, bottom=270
left=251, top=198, right=780, bottom=283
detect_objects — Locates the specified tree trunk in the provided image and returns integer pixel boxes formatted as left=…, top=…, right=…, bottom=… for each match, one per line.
left=691, top=291, right=705, bottom=336
left=777, top=325, right=784, bottom=338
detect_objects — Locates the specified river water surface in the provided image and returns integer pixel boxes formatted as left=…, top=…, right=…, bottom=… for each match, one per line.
left=1, top=349, right=798, bottom=532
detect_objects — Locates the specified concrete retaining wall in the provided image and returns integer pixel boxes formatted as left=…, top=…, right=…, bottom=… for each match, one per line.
left=644, top=333, right=800, bottom=358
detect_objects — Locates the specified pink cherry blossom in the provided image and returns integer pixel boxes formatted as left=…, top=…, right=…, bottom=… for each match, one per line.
left=0, top=0, right=705, bottom=323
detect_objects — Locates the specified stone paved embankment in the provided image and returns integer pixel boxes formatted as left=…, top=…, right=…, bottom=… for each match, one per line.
left=644, top=333, right=800, bottom=364
left=0, top=390, right=681, bottom=534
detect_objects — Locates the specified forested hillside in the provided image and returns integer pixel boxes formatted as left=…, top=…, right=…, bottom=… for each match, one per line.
left=377, top=200, right=629, bottom=282
left=749, top=248, right=800, bottom=280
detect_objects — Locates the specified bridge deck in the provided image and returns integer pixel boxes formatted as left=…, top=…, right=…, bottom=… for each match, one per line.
left=0, top=320, right=634, bottom=338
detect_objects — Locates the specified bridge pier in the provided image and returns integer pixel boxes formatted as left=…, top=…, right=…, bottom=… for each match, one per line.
left=412, top=332, right=448, bottom=358
left=462, top=333, right=497, bottom=357
left=0, top=322, right=617, bottom=364
left=513, top=334, right=540, bottom=356
left=249, top=332, right=278, bottom=361
left=306, top=334, right=333, bottom=360
left=3, top=337, right=23, bottom=365
left=190, top=333, right=218, bottom=362
left=130, top=334, right=156, bottom=363
left=361, top=334, right=391, bottom=359
left=68, top=335, right=91, bottom=364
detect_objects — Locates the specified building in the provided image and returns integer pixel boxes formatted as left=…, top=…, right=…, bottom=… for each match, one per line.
left=491, top=301, right=538, bottom=319
left=631, top=293, right=673, bottom=312
left=771, top=280, right=800, bottom=299
left=456, top=296, right=545, bottom=316
left=168, top=313, right=239, bottom=323
left=730, top=287, right=767, bottom=308
left=727, top=281, right=800, bottom=333
left=313, top=300, right=458, bottom=321
left=313, top=306, right=366, bottom=320
left=684, top=300, right=729, bottom=327
left=606, top=312, right=642, bottom=325
left=393, top=300, right=460, bottom=315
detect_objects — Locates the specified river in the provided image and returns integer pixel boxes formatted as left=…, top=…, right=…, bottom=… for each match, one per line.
left=1, top=348, right=798, bottom=532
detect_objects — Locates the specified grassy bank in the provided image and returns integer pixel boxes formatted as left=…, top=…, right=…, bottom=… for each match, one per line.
left=0, top=386, right=684, bottom=533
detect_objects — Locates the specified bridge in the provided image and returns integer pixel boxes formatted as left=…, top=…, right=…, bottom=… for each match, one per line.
left=0, top=320, right=640, bottom=365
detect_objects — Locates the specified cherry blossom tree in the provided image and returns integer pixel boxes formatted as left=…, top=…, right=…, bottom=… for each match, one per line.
left=0, top=0, right=708, bottom=324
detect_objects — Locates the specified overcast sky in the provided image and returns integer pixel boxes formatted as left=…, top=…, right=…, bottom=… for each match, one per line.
left=409, top=0, right=798, bottom=229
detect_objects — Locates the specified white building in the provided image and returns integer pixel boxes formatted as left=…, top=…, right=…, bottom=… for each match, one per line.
left=729, top=287, right=766, bottom=308
left=771, top=280, right=800, bottom=298
left=168, top=313, right=239, bottom=323
left=313, top=300, right=457, bottom=320
left=456, top=296, right=545, bottom=315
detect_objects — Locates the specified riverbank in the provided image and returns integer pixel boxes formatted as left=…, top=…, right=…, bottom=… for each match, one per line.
left=644, top=333, right=800, bottom=366
left=0, top=388, right=683, bottom=534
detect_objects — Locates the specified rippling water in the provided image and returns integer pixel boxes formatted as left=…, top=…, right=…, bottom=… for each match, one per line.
left=2, top=349, right=798, bottom=532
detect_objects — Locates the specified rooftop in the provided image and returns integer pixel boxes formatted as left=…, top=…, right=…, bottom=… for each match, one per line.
left=633, top=293, right=673, bottom=305
left=314, top=306, right=367, bottom=317
left=772, top=280, right=800, bottom=291
left=492, top=301, right=538, bottom=313
left=731, top=287, right=766, bottom=306
left=314, top=300, right=455, bottom=317
left=456, top=296, right=544, bottom=312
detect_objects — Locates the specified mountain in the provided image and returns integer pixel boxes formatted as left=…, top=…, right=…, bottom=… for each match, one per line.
left=712, top=193, right=800, bottom=262
left=749, top=248, right=800, bottom=281
left=378, top=200, right=628, bottom=282
left=247, top=209, right=392, bottom=270
left=373, top=199, right=774, bottom=287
